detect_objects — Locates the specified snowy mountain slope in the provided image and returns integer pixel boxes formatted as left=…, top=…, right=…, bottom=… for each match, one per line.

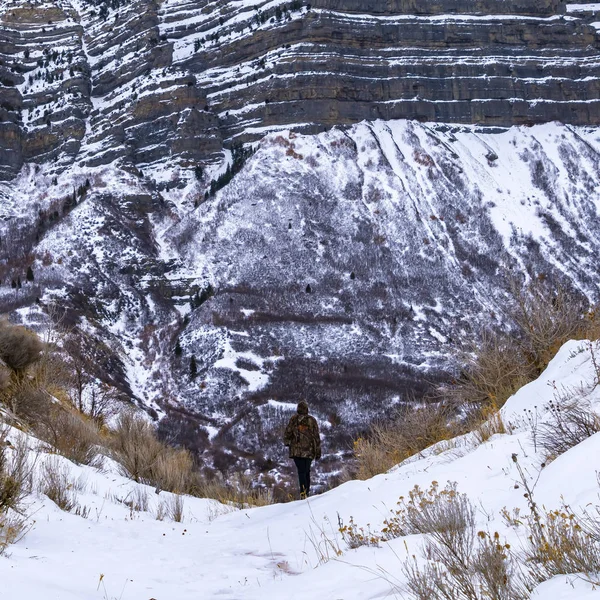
left=162, top=120, right=600, bottom=473
left=2, top=338, right=600, bottom=599
left=1, top=120, right=600, bottom=481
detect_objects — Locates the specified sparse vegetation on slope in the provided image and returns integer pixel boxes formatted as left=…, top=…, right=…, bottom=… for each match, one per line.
left=0, top=428, right=32, bottom=554
left=441, top=279, right=599, bottom=411
left=353, top=402, right=457, bottom=480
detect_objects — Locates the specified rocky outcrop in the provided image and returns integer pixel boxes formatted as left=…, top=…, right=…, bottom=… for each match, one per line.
left=309, top=0, right=565, bottom=15
left=1, top=0, right=599, bottom=180
left=189, top=8, right=600, bottom=143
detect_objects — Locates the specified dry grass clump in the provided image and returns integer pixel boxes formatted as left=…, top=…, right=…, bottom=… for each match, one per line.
left=38, top=457, right=84, bottom=512
left=197, top=472, right=275, bottom=508
left=537, top=390, right=600, bottom=463
left=1, top=428, right=33, bottom=554
left=440, top=280, right=599, bottom=411
left=354, top=403, right=456, bottom=479
left=166, top=494, right=184, bottom=522
left=127, top=487, right=150, bottom=513
left=110, top=411, right=199, bottom=494
left=153, top=494, right=185, bottom=523
left=471, top=407, right=507, bottom=445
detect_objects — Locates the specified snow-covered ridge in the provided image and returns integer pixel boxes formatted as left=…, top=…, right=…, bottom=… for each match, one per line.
left=2, top=339, right=600, bottom=599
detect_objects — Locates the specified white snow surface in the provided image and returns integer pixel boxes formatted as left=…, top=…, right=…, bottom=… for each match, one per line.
left=566, top=2, right=600, bottom=11
left=2, top=338, right=600, bottom=599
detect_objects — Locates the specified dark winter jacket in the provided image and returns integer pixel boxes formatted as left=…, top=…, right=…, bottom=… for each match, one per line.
left=284, top=405, right=321, bottom=460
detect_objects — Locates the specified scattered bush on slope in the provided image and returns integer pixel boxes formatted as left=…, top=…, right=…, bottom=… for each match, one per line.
left=353, top=402, right=457, bottom=480
left=441, top=279, right=599, bottom=411
left=0, top=428, right=32, bottom=554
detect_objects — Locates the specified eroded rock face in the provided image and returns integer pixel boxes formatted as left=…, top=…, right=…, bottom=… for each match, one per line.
left=0, top=0, right=599, bottom=181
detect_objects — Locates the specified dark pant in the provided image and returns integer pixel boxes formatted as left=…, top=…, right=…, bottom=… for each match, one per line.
left=293, top=457, right=312, bottom=498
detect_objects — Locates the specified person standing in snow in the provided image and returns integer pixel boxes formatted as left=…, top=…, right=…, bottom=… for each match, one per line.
left=284, top=401, right=321, bottom=499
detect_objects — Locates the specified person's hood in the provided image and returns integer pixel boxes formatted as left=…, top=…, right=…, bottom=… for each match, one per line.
left=297, top=401, right=309, bottom=415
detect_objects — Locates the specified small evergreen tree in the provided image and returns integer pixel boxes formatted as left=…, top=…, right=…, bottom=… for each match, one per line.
left=190, top=355, right=197, bottom=380
left=175, top=339, right=182, bottom=357
left=26, top=266, right=34, bottom=282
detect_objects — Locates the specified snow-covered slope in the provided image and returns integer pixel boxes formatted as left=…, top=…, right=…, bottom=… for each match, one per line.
left=2, top=338, right=600, bottom=599
left=1, top=120, right=600, bottom=481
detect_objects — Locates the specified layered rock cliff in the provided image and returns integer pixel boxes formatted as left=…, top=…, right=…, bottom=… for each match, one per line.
left=0, top=0, right=599, bottom=181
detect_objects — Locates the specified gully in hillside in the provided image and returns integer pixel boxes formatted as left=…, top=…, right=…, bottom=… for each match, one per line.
left=284, top=401, right=321, bottom=499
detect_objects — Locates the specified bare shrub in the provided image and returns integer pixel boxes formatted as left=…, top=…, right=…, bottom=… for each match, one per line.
left=404, top=529, right=531, bottom=600
left=0, top=510, right=28, bottom=555
left=439, top=330, right=535, bottom=409
left=343, top=481, right=531, bottom=599
left=503, top=454, right=600, bottom=589
left=537, top=390, right=600, bottom=463
left=382, top=482, right=475, bottom=540
left=27, top=342, right=72, bottom=400
left=472, top=532, right=530, bottom=600
left=524, top=507, right=600, bottom=585
left=37, top=407, right=102, bottom=466
left=63, top=331, right=124, bottom=426
left=166, top=494, right=184, bottom=522
left=0, top=320, right=43, bottom=372
left=523, top=505, right=600, bottom=585
left=354, top=403, right=455, bottom=479
left=0, top=323, right=67, bottom=422
left=38, top=458, right=81, bottom=512
left=511, top=279, right=590, bottom=372
left=3, top=377, right=50, bottom=422
left=439, top=280, right=598, bottom=412
left=77, top=382, right=120, bottom=426
left=0, top=428, right=32, bottom=513
left=110, top=412, right=164, bottom=482
left=110, top=411, right=198, bottom=494
left=399, top=483, right=531, bottom=600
